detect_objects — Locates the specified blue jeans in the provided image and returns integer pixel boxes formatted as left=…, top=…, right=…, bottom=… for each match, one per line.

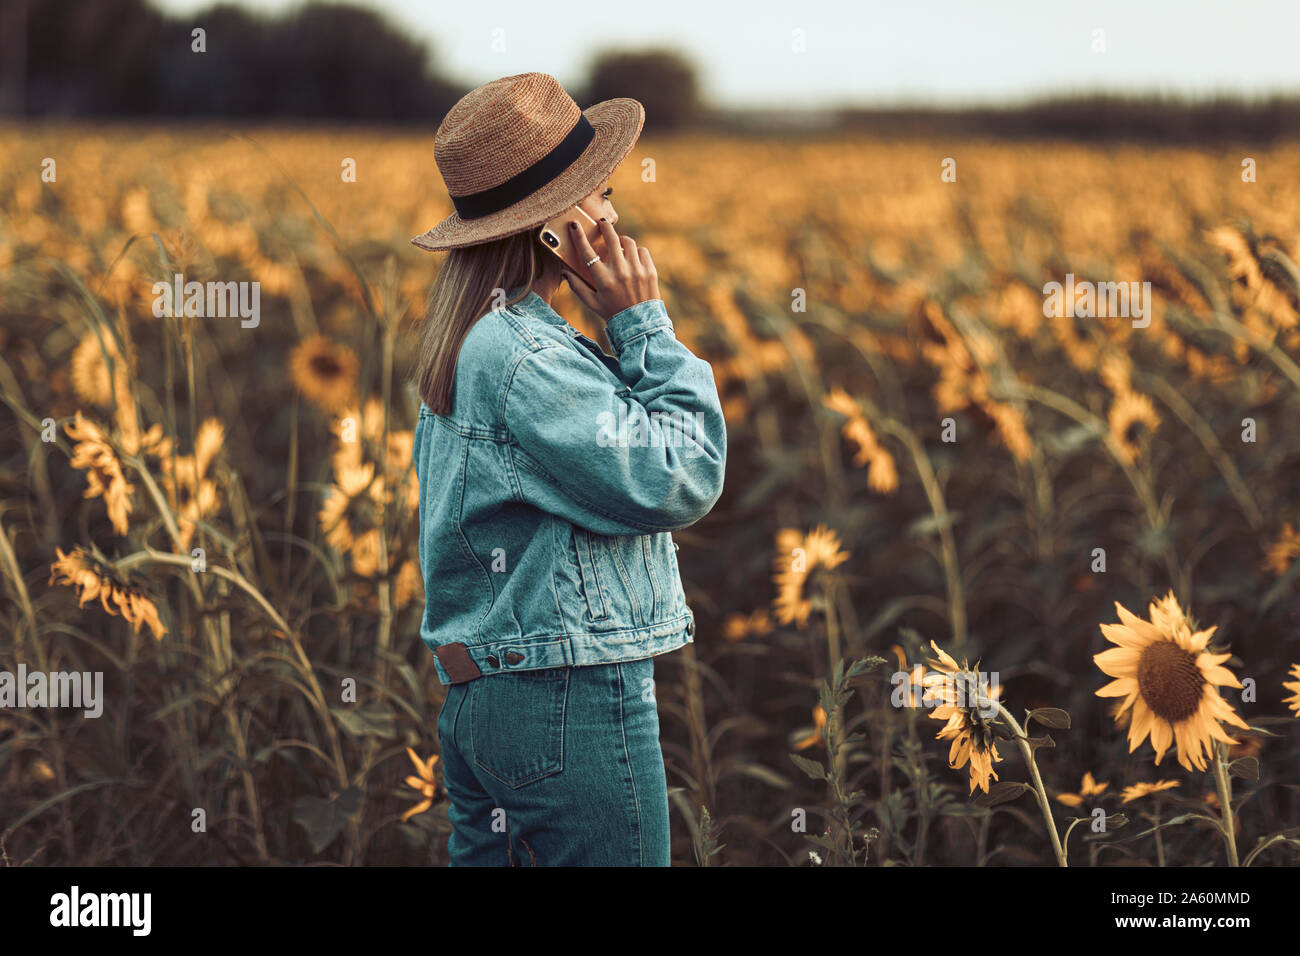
left=436, top=656, right=671, bottom=866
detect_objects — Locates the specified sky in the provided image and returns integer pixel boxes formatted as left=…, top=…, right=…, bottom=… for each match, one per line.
left=155, top=0, right=1300, bottom=108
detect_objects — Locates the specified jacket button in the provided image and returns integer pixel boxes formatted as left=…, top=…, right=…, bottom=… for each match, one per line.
left=686, top=615, right=696, bottom=637
left=505, top=652, right=524, bottom=665
left=486, top=655, right=499, bottom=668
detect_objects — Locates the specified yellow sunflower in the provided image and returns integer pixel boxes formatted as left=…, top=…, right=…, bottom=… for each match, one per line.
left=771, top=525, right=850, bottom=629
left=65, top=412, right=135, bottom=535
left=401, top=747, right=439, bottom=822
left=822, top=389, right=899, bottom=493
left=49, top=546, right=167, bottom=640
left=722, top=607, right=773, bottom=643
left=793, top=705, right=828, bottom=751
left=1264, top=522, right=1300, bottom=577
left=1283, top=664, right=1300, bottom=718
left=1120, top=780, right=1180, bottom=803
left=923, top=640, right=1004, bottom=794
left=1056, top=771, right=1110, bottom=808
left=288, top=334, right=359, bottom=414
left=888, top=644, right=928, bottom=708
left=1094, top=591, right=1249, bottom=772
left=69, top=330, right=130, bottom=407
left=1107, top=390, right=1161, bottom=464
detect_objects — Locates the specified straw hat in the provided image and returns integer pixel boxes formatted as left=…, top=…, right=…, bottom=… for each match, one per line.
left=410, top=72, right=645, bottom=251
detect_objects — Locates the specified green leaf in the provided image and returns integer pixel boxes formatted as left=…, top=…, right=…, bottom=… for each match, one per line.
left=789, top=752, right=828, bottom=781
left=972, top=781, right=1033, bottom=807
left=847, top=655, right=886, bottom=678
left=330, top=702, right=396, bottom=739
left=725, top=762, right=792, bottom=790
left=804, top=833, right=839, bottom=853
left=1026, top=707, right=1072, bottom=730
left=905, top=512, right=961, bottom=538
left=292, top=786, right=362, bottom=854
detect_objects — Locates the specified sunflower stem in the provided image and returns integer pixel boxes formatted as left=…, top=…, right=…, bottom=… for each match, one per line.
left=1212, top=740, right=1239, bottom=866
left=1153, top=807, right=1165, bottom=867
left=989, top=698, right=1067, bottom=866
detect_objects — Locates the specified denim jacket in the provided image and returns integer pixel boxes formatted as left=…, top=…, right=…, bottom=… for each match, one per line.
left=413, top=286, right=727, bottom=685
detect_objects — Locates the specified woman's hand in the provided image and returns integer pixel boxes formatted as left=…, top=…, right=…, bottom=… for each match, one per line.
left=561, top=217, right=660, bottom=322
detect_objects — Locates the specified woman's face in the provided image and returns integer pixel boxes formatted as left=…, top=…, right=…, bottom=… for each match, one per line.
left=576, top=176, right=617, bottom=227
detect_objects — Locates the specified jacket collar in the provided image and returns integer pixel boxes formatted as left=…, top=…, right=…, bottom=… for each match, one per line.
left=506, top=286, right=569, bottom=328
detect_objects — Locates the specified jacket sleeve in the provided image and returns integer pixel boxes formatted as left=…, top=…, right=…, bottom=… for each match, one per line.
left=503, top=298, right=727, bottom=535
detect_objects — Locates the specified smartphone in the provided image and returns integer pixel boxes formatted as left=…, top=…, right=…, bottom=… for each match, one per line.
left=538, top=204, right=605, bottom=293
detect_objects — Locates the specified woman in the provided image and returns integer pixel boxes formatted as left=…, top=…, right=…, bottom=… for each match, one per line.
left=408, top=72, right=727, bottom=866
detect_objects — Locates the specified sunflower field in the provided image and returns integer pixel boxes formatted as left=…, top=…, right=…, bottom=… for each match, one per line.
left=1, top=126, right=1299, bottom=866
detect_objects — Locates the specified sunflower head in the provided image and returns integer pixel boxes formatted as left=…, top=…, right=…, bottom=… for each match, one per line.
left=923, top=640, right=1004, bottom=794
left=289, top=334, right=360, bottom=414
left=1108, top=390, right=1161, bottom=464
left=1095, top=591, right=1249, bottom=772
left=1282, top=664, right=1300, bottom=718
left=401, top=747, right=439, bottom=822
left=49, top=545, right=167, bottom=640
left=1264, top=522, right=1300, bottom=577
left=1056, top=771, right=1110, bottom=808
left=771, top=524, right=850, bottom=629
left=1120, top=780, right=1180, bottom=803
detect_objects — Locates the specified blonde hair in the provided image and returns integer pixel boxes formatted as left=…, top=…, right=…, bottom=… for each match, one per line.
left=412, top=230, right=553, bottom=414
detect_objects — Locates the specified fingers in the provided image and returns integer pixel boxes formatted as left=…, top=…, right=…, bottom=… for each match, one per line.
left=595, top=218, right=625, bottom=268
left=568, top=218, right=603, bottom=272
left=561, top=269, right=597, bottom=308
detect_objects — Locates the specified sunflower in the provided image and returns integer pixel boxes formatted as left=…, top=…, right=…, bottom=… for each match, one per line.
left=923, top=640, right=1003, bottom=794
left=319, top=459, right=387, bottom=578
left=394, top=561, right=422, bottom=609
left=1283, top=664, right=1300, bottom=718
left=983, top=399, right=1033, bottom=463
left=1098, top=352, right=1133, bottom=397
left=793, top=705, right=827, bottom=751
left=771, top=525, right=850, bottom=629
left=1056, top=771, right=1110, bottom=808
left=288, top=334, right=359, bottom=414
left=49, top=546, right=166, bottom=640
left=1264, top=522, right=1300, bottom=577
left=885, top=644, right=928, bottom=709
left=401, top=747, right=439, bottom=822
left=155, top=417, right=226, bottom=551
left=69, top=330, right=130, bottom=407
left=1120, top=780, right=1180, bottom=803
left=722, top=607, right=773, bottom=643
left=1107, top=390, right=1161, bottom=464
left=822, top=388, right=899, bottom=493
left=332, top=400, right=419, bottom=516
left=1094, top=591, right=1249, bottom=772
left=65, top=412, right=135, bottom=535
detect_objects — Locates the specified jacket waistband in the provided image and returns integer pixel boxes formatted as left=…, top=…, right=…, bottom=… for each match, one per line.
left=430, top=610, right=695, bottom=684
left=434, top=636, right=573, bottom=683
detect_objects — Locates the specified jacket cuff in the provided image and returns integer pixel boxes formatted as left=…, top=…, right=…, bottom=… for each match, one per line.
left=605, top=298, right=673, bottom=351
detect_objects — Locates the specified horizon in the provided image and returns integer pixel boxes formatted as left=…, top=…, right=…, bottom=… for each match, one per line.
left=150, top=0, right=1300, bottom=109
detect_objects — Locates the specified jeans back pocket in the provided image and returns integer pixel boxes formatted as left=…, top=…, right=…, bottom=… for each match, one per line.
left=470, top=668, right=570, bottom=789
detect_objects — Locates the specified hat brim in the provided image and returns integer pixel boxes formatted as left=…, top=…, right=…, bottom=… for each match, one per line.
left=410, top=97, right=645, bottom=252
